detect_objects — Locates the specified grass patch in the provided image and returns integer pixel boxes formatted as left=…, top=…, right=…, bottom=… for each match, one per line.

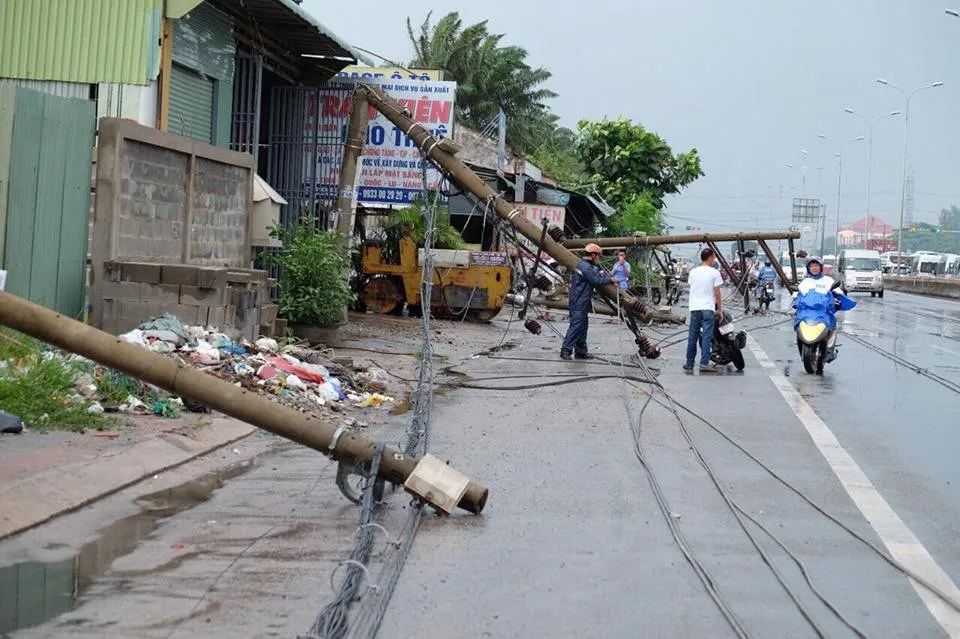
left=0, top=329, right=114, bottom=431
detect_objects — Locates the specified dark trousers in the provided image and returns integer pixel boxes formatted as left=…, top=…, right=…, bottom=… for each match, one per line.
left=686, top=310, right=716, bottom=366
left=562, top=311, right=589, bottom=355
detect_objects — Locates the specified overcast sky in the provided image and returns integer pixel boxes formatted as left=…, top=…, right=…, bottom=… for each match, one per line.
left=307, top=0, right=960, bottom=237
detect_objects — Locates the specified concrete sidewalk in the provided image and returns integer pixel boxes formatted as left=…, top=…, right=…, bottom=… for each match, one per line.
left=0, top=415, right=255, bottom=539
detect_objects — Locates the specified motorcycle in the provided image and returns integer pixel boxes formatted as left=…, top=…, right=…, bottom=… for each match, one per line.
left=756, top=281, right=775, bottom=314
left=793, top=281, right=857, bottom=375
left=711, top=313, right=747, bottom=371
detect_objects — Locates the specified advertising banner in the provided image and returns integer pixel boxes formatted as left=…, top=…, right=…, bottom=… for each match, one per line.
left=336, top=66, right=442, bottom=81
left=306, top=76, right=456, bottom=206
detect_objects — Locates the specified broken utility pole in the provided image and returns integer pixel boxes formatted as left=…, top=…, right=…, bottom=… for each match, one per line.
left=353, top=83, right=665, bottom=358
left=561, top=230, right=800, bottom=249
left=0, top=291, right=488, bottom=515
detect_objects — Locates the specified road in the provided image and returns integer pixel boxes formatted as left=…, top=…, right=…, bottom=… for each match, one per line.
left=1, top=291, right=959, bottom=638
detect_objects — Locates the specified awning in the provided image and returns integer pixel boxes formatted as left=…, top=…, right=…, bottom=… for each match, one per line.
left=253, top=174, right=287, bottom=205
left=207, top=0, right=374, bottom=69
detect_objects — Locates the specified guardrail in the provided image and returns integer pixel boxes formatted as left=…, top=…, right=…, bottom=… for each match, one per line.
left=884, top=275, right=960, bottom=300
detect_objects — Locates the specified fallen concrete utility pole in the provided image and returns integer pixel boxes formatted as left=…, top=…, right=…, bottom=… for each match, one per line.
left=506, top=294, right=686, bottom=323
left=562, top=230, right=800, bottom=249
left=354, top=84, right=665, bottom=357
left=0, top=291, right=488, bottom=515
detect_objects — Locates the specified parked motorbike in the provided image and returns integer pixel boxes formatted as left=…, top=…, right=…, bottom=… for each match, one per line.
left=711, top=313, right=747, bottom=371
left=793, top=281, right=857, bottom=374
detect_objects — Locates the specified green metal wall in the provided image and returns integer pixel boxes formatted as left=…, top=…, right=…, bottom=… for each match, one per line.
left=171, top=1, right=234, bottom=147
left=169, top=63, right=215, bottom=143
left=2, top=88, right=96, bottom=318
left=0, top=0, right=162, bottom=86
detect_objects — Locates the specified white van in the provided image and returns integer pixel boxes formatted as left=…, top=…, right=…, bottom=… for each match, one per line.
left=837, top=249, right=884, bottom=297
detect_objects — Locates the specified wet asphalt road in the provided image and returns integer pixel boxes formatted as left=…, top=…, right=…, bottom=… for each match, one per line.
left=753, top=289, right=960, bottom=587
left=1, top=291, right=959, bottom=638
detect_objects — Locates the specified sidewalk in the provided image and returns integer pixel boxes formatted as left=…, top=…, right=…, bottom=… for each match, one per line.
left=0, top=414, right=255, bottom=539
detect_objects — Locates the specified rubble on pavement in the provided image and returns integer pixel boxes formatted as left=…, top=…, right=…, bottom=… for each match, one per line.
left=117, top=314, right=396, bottom=421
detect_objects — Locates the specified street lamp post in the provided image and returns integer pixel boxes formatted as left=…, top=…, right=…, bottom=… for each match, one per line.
left=842, top=109, right=902, bottom=245
left=817, top=133, right=865, bottom=254
left=876, top=78, right=943, bottom=262
left=801, top=149, right=827, bottom=253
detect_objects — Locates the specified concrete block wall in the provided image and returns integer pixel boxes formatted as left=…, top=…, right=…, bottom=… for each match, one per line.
left=90, top=118, right=255, bottom=330
left=100, top=261, right=279, bottom=340
left=117, top=140, right=188, bottom=262
left=190, top=159, right=249, bottom=265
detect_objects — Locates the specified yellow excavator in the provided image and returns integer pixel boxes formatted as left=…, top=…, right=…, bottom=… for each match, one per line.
left=355, top=235, right=511, bottom=322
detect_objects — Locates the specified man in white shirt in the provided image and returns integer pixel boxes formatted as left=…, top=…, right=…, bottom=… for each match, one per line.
left=685, top=247, right=725, bottom=373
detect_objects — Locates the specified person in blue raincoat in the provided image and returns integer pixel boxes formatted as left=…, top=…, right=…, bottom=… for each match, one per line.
left=793, top=256, right=856, bottom=332
left=755, top=261, right=777, bottom=292
left=561, top=243, right=619, bottom=360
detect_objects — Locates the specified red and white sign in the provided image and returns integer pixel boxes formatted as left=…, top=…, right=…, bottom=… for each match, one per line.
left=511, top=204, right=566, bottom=257
left=516, top=203, right=565, bottom=227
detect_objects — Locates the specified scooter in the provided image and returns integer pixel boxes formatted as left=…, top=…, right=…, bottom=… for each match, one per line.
left=756, top=281, right=775, bottom=314
left=793, top=281, right=857, bottom=375
left=711, top=313, right=747, bottom=371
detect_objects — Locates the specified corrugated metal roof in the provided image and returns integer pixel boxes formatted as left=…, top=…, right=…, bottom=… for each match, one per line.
left=208, top=0, right=371, bottom=68
left=0, top=0, right=162, bottom=86
left=276, top=0, right=374, bottom=65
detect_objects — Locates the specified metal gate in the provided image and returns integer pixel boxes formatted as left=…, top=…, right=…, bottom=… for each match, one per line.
left=231, top=52, right=262, bottom=163
left=0, top=86, right=96, bottom=317
left=266, top=84, right=352, bottom=230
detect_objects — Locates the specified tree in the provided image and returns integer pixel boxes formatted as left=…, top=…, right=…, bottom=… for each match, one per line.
left=939, top=204, right=960, bottom=232
left=575, top=118, right=704, bottom=235
left=528, top=121, right=583, bottom=187
left=406, top=12, right=557, bottom=153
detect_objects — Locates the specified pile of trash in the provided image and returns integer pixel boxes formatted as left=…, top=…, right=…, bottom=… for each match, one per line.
left=117, top=314, right=395, bottom=415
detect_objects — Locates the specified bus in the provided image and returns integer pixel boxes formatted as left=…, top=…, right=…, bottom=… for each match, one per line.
left=944, top=254, right=960, bottom=278
left=907, top=252, right=946, bottom=277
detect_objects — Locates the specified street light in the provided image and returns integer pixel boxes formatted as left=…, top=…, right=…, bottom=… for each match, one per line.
left=875, top=78, right=944, bottom=262
left=947, top=9, right=960, bottom=17
left=817, top=134, right=865, bottom=254
left=842, top=108, right=902, bottom=242
left=785, top=161, right=806, bottom=195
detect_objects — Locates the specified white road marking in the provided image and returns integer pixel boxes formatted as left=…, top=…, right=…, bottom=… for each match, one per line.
left=747, top=335, right=960, bottom=637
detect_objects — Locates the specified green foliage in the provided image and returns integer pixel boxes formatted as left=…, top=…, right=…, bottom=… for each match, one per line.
left=899, top=221, right=960, bottom=254
left=601, top=192, right=665, bottom=237
left=406, top=12, right=557, bottom=153
left=938, top=205, right=960, bottom=232
left=575, top=118, right=703, bottom=236
left=576, top=118, right=704, bottom=210
left=0, top=329, right=112, bottom=431
left=528, top=125, right=584, bottom=187
left=386, top=192, right=466, bottom=250
left=264, top=218, right=355, bottom=326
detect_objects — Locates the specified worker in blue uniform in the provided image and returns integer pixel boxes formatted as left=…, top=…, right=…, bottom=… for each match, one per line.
left=561, top=243, right=619, bottom=360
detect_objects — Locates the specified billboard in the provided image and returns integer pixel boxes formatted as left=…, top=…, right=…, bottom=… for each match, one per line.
left=336, top=66, right=442, bottom=81
left=306, top=76, right=457, bottom=206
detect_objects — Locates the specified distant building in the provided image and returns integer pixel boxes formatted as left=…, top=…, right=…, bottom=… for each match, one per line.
left=839, top=215, right=894, bottom=248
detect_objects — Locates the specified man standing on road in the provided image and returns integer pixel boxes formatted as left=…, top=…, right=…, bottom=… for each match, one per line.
left=684, top=247, right=724, bottom=373
left=612, top=249, right=631, bottom=290
left=561, top=243, right=619, bottom=361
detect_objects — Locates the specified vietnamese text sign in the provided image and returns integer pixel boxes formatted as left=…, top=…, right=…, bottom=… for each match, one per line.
left=306, top=77, right=456, bottom=206
left=336, top=66, right=442, bottom=81
left=512, top=204, right=566, bottom=255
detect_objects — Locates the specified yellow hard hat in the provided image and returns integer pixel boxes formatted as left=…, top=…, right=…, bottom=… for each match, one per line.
left=584, top=243, right=602, bottom=255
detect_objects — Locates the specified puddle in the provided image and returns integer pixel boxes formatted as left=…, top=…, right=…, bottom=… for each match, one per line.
left=0, top=460, right=256, bottom=635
